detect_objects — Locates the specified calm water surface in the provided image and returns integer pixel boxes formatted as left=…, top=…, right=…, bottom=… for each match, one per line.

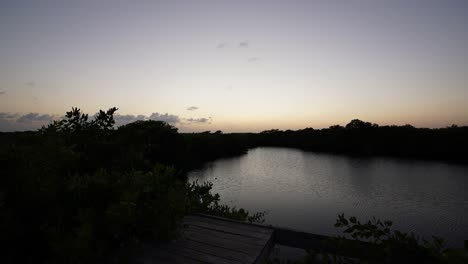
left=188, top=147, right=468, bottom=247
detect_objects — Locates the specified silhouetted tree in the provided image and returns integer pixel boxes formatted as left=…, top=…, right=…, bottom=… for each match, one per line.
left=345, top=119, right=376, bottom=129
left=94, top=107, right=118, bottom=130
left=329, top=125, right=344, bottom=130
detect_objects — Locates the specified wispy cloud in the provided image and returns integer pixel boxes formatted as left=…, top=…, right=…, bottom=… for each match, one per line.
left=187, top=106, right=199, bottom=111
left=26, top=81, right=35, bottom=87
left=239, top=41, right=249, bottom=48
left=247, top=57, right=260, bottom=62
left=184, top=117, right=212, bottom=124
left=0, top=91, right=5, bottom=95
left=217, top=42, right=228, bottom=49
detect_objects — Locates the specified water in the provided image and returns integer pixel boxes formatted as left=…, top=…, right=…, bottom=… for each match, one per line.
left=188, top=147, right=468, bottom=247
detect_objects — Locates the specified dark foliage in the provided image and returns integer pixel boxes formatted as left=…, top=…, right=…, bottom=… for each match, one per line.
left=267, top=215, right=468, bottom=264
left=1, top=108, right=466, bottom=263
left=254, top=120, right=468, bottom=163
left=0, top=107, right=261, bottom=263
left=181, top=132, right=254, bottom=168
left=300, top=214, right=468, bottom=264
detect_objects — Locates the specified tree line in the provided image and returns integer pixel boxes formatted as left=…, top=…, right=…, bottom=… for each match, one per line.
left=1, top=107, right=467, bottom=263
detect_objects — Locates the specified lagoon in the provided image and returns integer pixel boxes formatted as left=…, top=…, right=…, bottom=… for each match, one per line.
left=188, top=147, right=468, bottom=247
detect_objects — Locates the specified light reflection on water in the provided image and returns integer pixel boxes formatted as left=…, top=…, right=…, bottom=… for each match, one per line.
left=188, top=147, right=468, bottom=247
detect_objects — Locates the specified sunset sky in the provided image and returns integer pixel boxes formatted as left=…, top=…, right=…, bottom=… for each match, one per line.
left=1, top=0, right=467, bottom=132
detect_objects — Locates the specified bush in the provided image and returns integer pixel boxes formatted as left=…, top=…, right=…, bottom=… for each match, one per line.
left=0, top=107, right=263, bottom=263
left=301, top=214, right=468, bottom=264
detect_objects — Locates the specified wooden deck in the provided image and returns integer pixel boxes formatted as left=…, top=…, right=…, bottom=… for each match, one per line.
left=136, top=214, right=381, bottom=263
left=136, top=214, right=468, bottom=263
left=138, top=214, right=275, bottom=264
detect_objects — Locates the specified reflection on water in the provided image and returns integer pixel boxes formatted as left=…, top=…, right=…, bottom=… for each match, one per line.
left=188, top=147, right=468, bottom=247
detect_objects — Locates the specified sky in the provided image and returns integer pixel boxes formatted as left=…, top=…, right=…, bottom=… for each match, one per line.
left=0, top=0, right=467, bottom=132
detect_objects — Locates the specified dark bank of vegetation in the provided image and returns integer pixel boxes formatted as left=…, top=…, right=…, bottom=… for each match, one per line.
left=0, top=107, right=263, bottom=263
left=1, top=107, right=467, bottom=263
left=254, top=119, right=468, bottom=163
left=181, top=119, right=468, bottom=165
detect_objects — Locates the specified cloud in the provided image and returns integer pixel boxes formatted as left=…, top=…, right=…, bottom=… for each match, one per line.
left=26, top=81, right=35, bottom=87
left=0, top=118, right=16, bottom=131
left=115, top=113, right=211, bottom=126
left=0, top=112, right=57, bottom=132
left=239, top=41, right=249, bottom=48
left=217, top=42, right=228, bottom=49
left=113, top=114, right=146, bottom=127
left=247, top=57, right=260, bottom=62
left=0, top=113, right=19, bottom=119
left=0, top=91, right=5, bottom=95
left=184, top=117, right=212, bottom=124
left=149, top=113, right=180, bottom=125
left=16, top=113, right=55, bottom=123
left=0, top=111, right=212, bottom=132
left=187, top=106, right=199, bottom=111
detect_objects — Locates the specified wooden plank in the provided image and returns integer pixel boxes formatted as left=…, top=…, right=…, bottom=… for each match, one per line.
left=180, top=215, right=275, bottom=264
left=173, top=239, right=257, bottom=263
left=184, top=215, right=273, bottom=236
left=254, top=233, right=275, bottom=264
left=184, top=219, right=272, bottom=239
left=135, top=214, right=276, bottom=264
left=182, top=229, right=265, bottom=255
left=186, top=215, right=273, bottom=235
left=136, top=243, right=205, bottom=264
left=167, top=245, right=244, bottom=264
left=146, top=251, right=204, bottom=264
left=185, top=225, right=269, bottom=246
left=193, top=213, right=274, bottom=231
